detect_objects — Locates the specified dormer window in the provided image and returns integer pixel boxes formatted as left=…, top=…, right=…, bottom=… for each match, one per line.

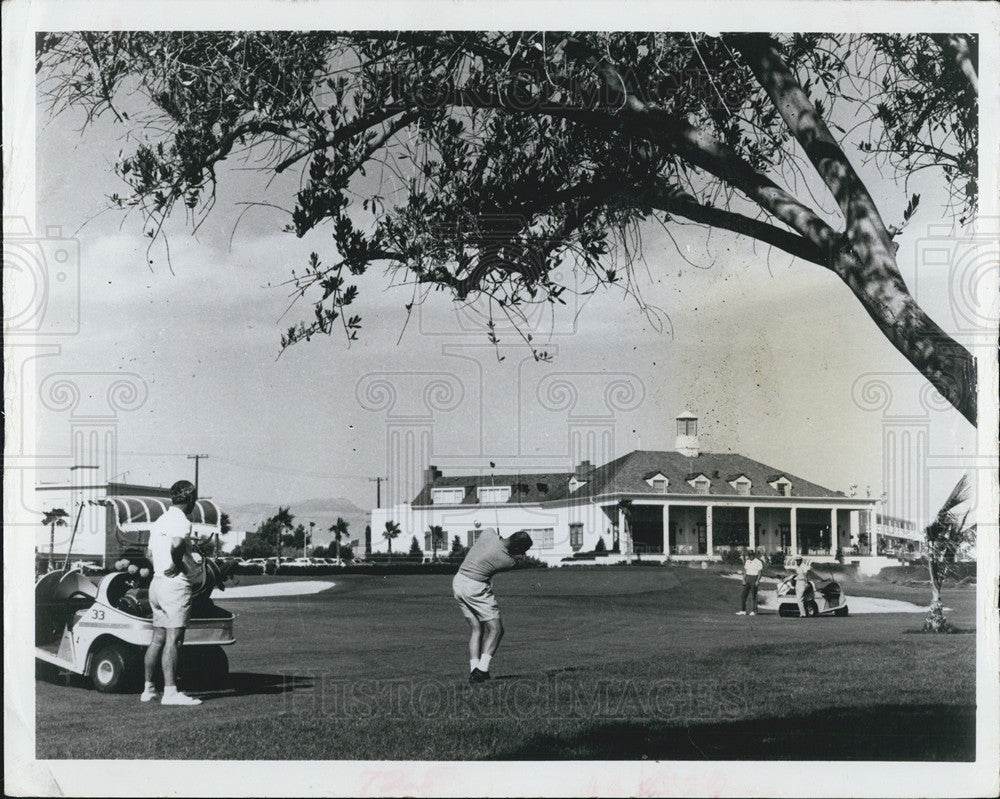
left=677, top=418, right=697, bottom=436
left=477, top=485, right=512, bottom=504
left=431, top=487, right=466, bottom=504
left=768, top=476, right=793, bottom=497
left=729, top=475, right=752, bottom=496
left=644, top=472, right=669, bottom=493
left=687, top=474, right=711, bottom=494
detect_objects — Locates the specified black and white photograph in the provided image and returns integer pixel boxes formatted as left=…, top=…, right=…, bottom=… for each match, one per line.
left=4, top=1, right=998, bottom=796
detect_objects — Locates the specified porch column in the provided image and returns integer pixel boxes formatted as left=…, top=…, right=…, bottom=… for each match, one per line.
left=748, top=506, right=756, bottom=551
left=619, top=505, right=632, bottom=561
left=662, top=504, right=670, bottom=556
left=790, top=506, right=798, bottom=555
left=830, top=507, right=838, bottom=555
left=706, top=505, right=714, bottom=556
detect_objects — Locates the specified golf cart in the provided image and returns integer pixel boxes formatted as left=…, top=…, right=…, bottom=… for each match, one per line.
left=775, top=571, right=849, bottom=617
left=36, top=554, right=237, bottom=693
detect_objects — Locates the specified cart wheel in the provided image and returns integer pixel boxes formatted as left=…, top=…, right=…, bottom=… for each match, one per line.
left=805, top=601, right=819, bottom=617
left=91, top=643, right=139, bottom=693
left=834, top=605, right=849, bottom=617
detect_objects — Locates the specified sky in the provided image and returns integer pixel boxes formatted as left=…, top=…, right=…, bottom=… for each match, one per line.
left=24, top=33, right=982, bottom=530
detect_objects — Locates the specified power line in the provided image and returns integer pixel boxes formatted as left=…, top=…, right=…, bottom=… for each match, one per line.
left=118, top=451, right=378, bottom=481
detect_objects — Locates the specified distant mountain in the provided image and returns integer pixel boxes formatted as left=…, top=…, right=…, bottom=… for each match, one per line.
left=221, top=497, right=370, bottom=546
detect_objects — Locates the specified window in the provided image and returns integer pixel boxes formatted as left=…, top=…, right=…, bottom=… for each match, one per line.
left=477, top=485, right=512, bottom=504
left=736, top=479, right=750, bottom=496
left=524, top=527, right=555, bottom=549
left=652, top=478, right=667, bottom=493
left=677, top=419, right=697, bottom=436
left=694, top=478, right=710, bottom=495
left=569, top=523, right=583, bottom=550
left=778, top=483, right=791, bottom=497
left=466, top=529, right=483, bottom=548
left=431, top=487, right=466, bottom=504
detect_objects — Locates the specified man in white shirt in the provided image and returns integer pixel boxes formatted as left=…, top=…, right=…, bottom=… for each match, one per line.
left=794, top=555, right=812, bottom=618
left=141, top=480, right=202, bottom=705
left=736, top=549, right=765, bottom=615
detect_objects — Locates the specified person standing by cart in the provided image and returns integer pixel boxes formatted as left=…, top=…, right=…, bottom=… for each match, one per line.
left=141, top=479, right=202, bottom=705
left=793, top=555, right=811, bottom=618
left=736, top=549, right=764, bottom=615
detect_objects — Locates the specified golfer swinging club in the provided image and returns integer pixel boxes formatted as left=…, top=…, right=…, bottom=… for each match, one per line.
left=141, top=479, right=202, bottom=705
left=453, top=529, right=533, bottom=682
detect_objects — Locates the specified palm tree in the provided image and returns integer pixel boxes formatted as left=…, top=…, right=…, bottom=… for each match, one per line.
left=306, top=520, right=315, bottom=558
left=329, top=517, right=350, bottom=565
left=923, top=474, right=975, bottom=632
left=274, top=506, right=295, bottom=566
left=41, top=508, right=69, bottom=571
left=383, top=520, right=401, bottom=559
left=428, top=524, right=446, bottom=562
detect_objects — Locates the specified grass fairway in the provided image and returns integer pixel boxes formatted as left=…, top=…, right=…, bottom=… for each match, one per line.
left=36, top=566, right=976, bottom=760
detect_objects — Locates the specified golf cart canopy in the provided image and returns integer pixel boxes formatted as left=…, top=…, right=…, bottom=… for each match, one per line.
left=95, top=496, right=222, bottom=526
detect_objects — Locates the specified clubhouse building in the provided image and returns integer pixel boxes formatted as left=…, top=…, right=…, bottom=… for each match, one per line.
left=370, top=412, right=878, bottom=565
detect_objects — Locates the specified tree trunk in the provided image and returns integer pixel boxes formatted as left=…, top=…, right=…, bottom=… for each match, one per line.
left=49, top=523, right=55, bottom=570
left=730, top=34, right=977, bottom=427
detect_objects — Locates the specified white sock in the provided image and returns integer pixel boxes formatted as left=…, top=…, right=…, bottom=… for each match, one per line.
left=478, top=653, right=492, bottom=672
left=144, top=681, right=156, bottom=692
left=469, top=658, right=479, bottom=672
left=164, top=684, right=178, bottom=696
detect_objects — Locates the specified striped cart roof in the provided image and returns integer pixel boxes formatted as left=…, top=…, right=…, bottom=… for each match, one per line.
left=92, top=497, right=222, bottom=526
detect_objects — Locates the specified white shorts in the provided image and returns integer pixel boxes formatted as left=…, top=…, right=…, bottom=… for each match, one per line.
left=452, top=573, right=500, bottom=622
left=149, top=575, right=193, bottom=628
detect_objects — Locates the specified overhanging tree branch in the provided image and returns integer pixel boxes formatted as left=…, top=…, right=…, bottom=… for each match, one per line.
left=729, top=33, right=977, bottom=426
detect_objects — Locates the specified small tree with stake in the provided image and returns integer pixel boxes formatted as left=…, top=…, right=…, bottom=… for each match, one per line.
left=923, top=474, right=976, bottom=633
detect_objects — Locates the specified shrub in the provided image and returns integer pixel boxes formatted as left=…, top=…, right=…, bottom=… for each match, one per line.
left=408, top=536, right=423, bottom=562
left=769, top=551, right=788, bottom=568
left=720, top=548, right=744, bottom=566
left=512, top=554, right=549, bottom=570
left=594, top=537, right=607, bottom=554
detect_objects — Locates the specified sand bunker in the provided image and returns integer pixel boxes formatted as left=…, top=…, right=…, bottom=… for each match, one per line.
left=721, top=573, right=944, bottom=614
left=218, top=581, right=336, bottom=599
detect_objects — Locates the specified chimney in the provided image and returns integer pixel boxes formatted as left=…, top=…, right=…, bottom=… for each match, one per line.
left=675, top=410, right=699, bottom=457
left=423, top=465, right=442, bottom=484
left=575, top=460, right=593, bottom=479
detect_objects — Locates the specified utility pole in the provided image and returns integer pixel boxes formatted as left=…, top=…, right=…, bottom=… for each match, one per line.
left=368, top=476, right=387, bottom=508
left=187, top=454, right=209, bottom=495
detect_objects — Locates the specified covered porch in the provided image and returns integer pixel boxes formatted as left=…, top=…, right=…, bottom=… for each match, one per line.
left=610, top=500, right=864, bottom=559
